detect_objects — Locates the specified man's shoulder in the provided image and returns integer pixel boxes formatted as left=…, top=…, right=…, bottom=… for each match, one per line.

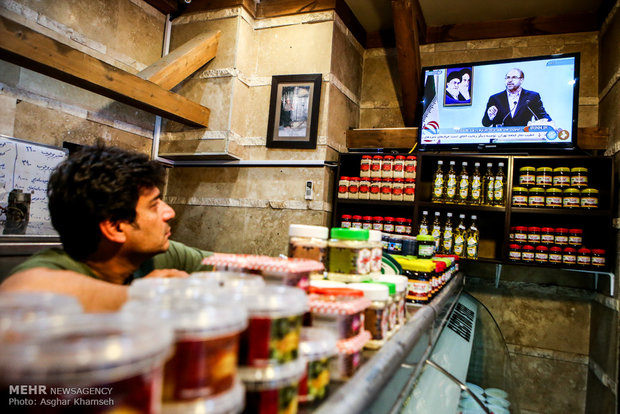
left=521, top=89, right=540, bottom=98
left=9, top=248, right=95, bottom=277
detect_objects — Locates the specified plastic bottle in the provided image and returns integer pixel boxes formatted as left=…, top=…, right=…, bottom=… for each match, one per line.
left=483, top=162, right=495, bottom=206
left=418, top=210, right=429, bottom=235
left=453, top=214, right=467, bottom=258
left=431, top=212, right=442, bottom=252
left=444, top=161, right=457, bottom=203
left=431, top=160, right=444, bottom=202
left=466, top=215, right=479, bottom=259
left=493, top=162, right=506, bottom=206
left=457, top=161, right=469, bottom=205
left=441, top=212, right=454, bottom=254
left=470, top=162, right=482, bottom=205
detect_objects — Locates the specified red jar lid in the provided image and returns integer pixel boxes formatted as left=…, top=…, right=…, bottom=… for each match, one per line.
left=541, top=227, right=555, bottom=233
left=406, top=155, right=417, bottom=160
left=522, top=245, right=535, bottom=251
left=569, top=228, right=583, bottom=234
left=405, top=178, right=415, bottom=183
left=373, top=216, right=383, bottom=221
left=432, top=261, right=447, bottom=272
left=395, top=155, right=406, bottom=160
left=563, top=247, right=577, bottom=253
left=384, top=217, right=395, bottom=221
left=383, top=155, right=395, bottom=160
left=528, top=226, right=541, bottom=232
left=577, top=247, right=591, bottom=254
left=363, top=215, right=373, bottom=221
left=394, top=178, right=405, bottom=182
left=536, top=246, right=549, bottom=252
left=349, top=177, right=360, bottom=181
left=382, top=178, right=393, bottom=182
left=373, top=155, right=383, bottom=160
left=342, top=214, right=352, bottom=219
left=515, top=226, right=528, bottom=231
left=361, top=155, right=372, bottom=159
left=406, top=218, right=412, bottom=223
left=352, top=215, right=362, bottom=220
left=340, top=176, right=350, bottom=180
left=396, top=217, right=406, bottom=223
left=592, top=249, right=606, bottom=255
left=555, top=228, right=568, bottom=234
left=509, top=244, right=521, bottom=249
left=550, top=246, right=562, bottom=252
left=372, top=177, right=382, bottom=182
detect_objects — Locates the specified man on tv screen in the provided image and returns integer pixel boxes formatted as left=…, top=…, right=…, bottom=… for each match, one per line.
left=445, top=71, right=466, bottom=104
left=482, top=68, right=552, bottom=127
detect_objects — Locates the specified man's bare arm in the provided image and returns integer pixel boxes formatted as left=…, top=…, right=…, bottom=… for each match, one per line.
left=0, top=268, right=129, bottom=312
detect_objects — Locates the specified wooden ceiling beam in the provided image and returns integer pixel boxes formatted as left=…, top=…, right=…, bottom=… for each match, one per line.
left=0, top=15, right=211, bottom=127
left=143, top=0, right=179, bottom=15
left=137, top=31, right=221, bottom=90
left=391, top=0, right=421, bottom=127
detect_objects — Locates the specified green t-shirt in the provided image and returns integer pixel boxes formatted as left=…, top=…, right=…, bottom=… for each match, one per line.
left=9, top=240, right=213, bottom=284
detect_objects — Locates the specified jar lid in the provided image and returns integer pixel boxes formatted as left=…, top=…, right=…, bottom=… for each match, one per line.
left=128, top=277, right=223, bottom=302
left=362, top=155, right=372, bottom=159
left=571, top=167, right=588, bottom=172
left=395, top=155, right=406, bottom=160
left=384, top=155, right=394, bottom=160
left=527, top=226, right=540, bottom=232
left=546, top=187, right=562, bottom=193
left=522, top=245, right=534, bottom=250
left=372, top=177, right=382, bottom=181
left=536, top=167, right=552, bottom=172
left=577, top=248, right=591, bottom=254
left=536, top=246, right=549, bottom=251
left=396, top=217, right=406, bottom=223
left=550, top=246, right=563, bottom=252
left=373, top=155, right=383, bottom=159
left=405, top=178, right=415, bottom=182
left=289, top=224, right=329, bottom=239
left=553, top=167, right=570, bottom=172
left=406, top=155, right=417, bottom=159
left=555, top=228, right=568, bottom=233
left=363, top=215, right=373, bottom=220
left=520, top=166, right=536, bottom=171
left=563, top=188, right=580, bottom=194
left=569, top=228, right=583, bottom=234
left=299, top=327, right=338, bottom=361
left=342, top=214, right=352, bottom=219
left=371, top=275, right=407, bottom=293
left=238, top=357, right=306, bottom=389
left=416, top=234, right=435, bottom=242
left=541, top=227, right=555, bottom=232
left=384, top=216, right=395, bottom=221
left=581, top=188, right=599, bottom=194
left=310, top=280, right=347, bottom=289
left=509, top=244, right=521, bottom=249
left=330, top=227, right=369, bottom=241
left=529, top=187, right=545, bottom=192
left=515, top=226, right=528, bottom=231
left=349, top=177, right=360, bottom=182
left=367, top=280, right=396, bottom=296
left=592, top=249, right=606, bottom=254
left=563, top=247, right=577, bottom=253
left=368, top=229, right=382, bottom=242
left=394, top=178, right=405, bottom=182
left=352, top=215, right=362, bottom=220
left=340, top=176, right=350, bottom=180
left=382, top=177, right=393, bottom=182
left=240, top=286, right=308, bottom=318
left=346, top=282, right=389, bottom=301
left=512, top=187, right=528, bottom=192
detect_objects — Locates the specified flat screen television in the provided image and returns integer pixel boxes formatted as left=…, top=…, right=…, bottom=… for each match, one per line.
left=418, top=53, right=580, bottom=152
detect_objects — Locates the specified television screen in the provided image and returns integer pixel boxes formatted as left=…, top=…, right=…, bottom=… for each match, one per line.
left=418, top=53, right=579, bottom=152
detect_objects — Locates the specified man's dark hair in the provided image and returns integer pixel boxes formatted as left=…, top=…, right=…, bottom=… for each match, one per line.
left=48, top=145, right=166, bottom=260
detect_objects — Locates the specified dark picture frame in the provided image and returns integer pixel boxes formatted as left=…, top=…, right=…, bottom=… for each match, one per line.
left=266, top=74, right=322, bottom=149
left=443, top=66, right=473, bottom=106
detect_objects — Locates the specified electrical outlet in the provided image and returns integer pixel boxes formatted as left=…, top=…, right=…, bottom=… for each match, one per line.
left=305, top=181, right=313, bottom=200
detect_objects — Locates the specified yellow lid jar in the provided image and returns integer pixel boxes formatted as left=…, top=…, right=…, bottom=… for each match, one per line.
left=563, top=188, right=580, bottom=208
left=535, top=167, right=553, bottom=188
left=570, top=167, right=588, bottom=188
left=580, top=188, right=599, bottom=209
left=553, top=167, right=571, bottom=187
left=518, top=166, right=536, bottom=187
left=512, top=187, right=529, bottom=207
left=545, top=187, right=563, bottom=208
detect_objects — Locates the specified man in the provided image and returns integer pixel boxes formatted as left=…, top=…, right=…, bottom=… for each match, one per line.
left=459, top=68, right=472, bottom=101
left=0, top=145, right=212, bottom=311
left=482, top=68, right=552, bottom=127
left=445, top=71, right=466, bottom=104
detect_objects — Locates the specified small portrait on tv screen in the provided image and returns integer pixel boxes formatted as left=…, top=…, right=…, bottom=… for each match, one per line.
left=444, top=67, right=473, bottom=106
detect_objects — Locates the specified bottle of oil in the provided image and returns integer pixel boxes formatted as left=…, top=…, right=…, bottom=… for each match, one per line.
left=483, top=162, right=495, bottom=206
left=441, top=212, right=454, bottom=254
left=444, top=161, right=457, bottom=203
left=457, top=161, right=469, bottom=204
left=466, top=215, right=480, bottom=259
left=494, top=162, right=506, bottom=206
left=431, top=211, right=442, bottom=252
left=453, top=214, right=467, bottom=258
left=418, top=210, right=429, bottom=235
left=470, top=162, right=482, bottom=205
left=431, top=160, right=444, bottom=202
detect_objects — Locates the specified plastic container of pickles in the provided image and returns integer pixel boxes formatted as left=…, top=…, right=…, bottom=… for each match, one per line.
left=308, top=286, right=370, bottom=340
left=331, top=330, right=371, bottom=380
left=298, top=327, right=338, bottom=403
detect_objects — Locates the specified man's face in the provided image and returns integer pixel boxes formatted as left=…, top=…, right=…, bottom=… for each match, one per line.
left=446, top=78, right=460, bottom=95
left=123, top=186, right=175, bottom=256
left=461, top=73, right=470, bottom=89
left=505, top=69, right=523, bottom=92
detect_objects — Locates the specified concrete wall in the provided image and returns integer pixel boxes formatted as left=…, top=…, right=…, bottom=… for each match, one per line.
left=164, top=9, right=363, bottom=255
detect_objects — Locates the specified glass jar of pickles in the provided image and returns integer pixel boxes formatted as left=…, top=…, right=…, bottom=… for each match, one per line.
left=570, top=167, right=588, bottom=188
left=512, top=187, right=528, bottom=206
left=553, top=167, right=571, bottom=187
left=536, top=167, right=553, bottom=187
left=528, top=187, right=545, bottom=207
left=563, top=188, right=580, bottom=208
left=519, top=166, right=536, bottom=187
left=545, top=188, right=563, bottom=208
left=580, top=188, right=599, bottom=209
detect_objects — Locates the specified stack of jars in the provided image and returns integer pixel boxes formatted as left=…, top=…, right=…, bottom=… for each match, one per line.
left=340, top=215, right=412, bottom=235
left=512, top=165, right=599, bottom=209
left=397, top=255, right=459, bottom=306
left=508, top=225, right=606, bottom=269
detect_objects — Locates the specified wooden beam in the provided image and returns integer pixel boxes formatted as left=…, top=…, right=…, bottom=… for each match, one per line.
left=183, top=0, right=258, bottom=15
left=256, top=0, right=336, bottom=18
left=137, top=31, right=221, bottom=90
left=391, top=0, right=421, bottom=127
left=334, top=0, right=367, bottom=49
left=0, top=15, right=210, bottom=127
left=426, top=12, right=598, bottom=44
left=346, top=128, right=418, bottom=149
left=142, top=0, right=178, bottom=15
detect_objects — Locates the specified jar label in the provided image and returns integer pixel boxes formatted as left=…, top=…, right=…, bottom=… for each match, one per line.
left=528, top=234, right=541, bottom=243
left=577, top=256, right=591, bottom=265
left=360, top=162, right=370, bottom=172
left=549, top=253, right=562, bottom=263
left=541, top=234, right=555, bottom=243
left=571, top=176, right=588, bottom=187
left=362, top=223, right=372, bottom=230
left=338, top=185, right=348, bottom=194
left=554, top=176, right=570, bottom=186
left=535, top=253, right=548, bottom=262
left=418, top=244, right=434, bottom=257
left=371, top=162, right=381, bottom=171
left=384, top=224, right=394, bottom=233
left=522, top=252, right=534, bottom=261
left=515, top=233, right=527, bottom=242
left=563, top=197, right=580, bottom=207
left=404, top=186, right=415, bottom=195
left=393, top=162, right=404, bottom=172
left=372, top=223, right=383, bottom=231
left=370, top=185, right=380, bottom=194
left=359, top=184, right=369, bottom=194
left=555, top=235, right=568, bottom=244
left=592, top=257, right=605, bottom=266
left=509, top=251, right=521, bottom=260
left=395, top=224, right=406, bottom=233
left=341, top=222, right=351, bottom=228
left=529, top=195, right=545, bottom=206
left=407, top=279, right=430, bottom=301
left=513, top=195, right=528, bottom=206
left=520, top=174, right=535, bottom=185
left=581, top=197, right=598, bottom=208
left=546, top=196, right=562, bottom=206
left=563, top=254, right=576, bottom=264
left=568, top=236, right=582, bottom=245
left=536, top=176, right=552, bottom=186
left=392, top=186, right=404, bottom=195
left=348, top=185, right=358, bottom=193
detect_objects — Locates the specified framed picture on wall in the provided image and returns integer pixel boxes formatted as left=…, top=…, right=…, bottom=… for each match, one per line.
left=266, top=74, right=322, bottom=149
